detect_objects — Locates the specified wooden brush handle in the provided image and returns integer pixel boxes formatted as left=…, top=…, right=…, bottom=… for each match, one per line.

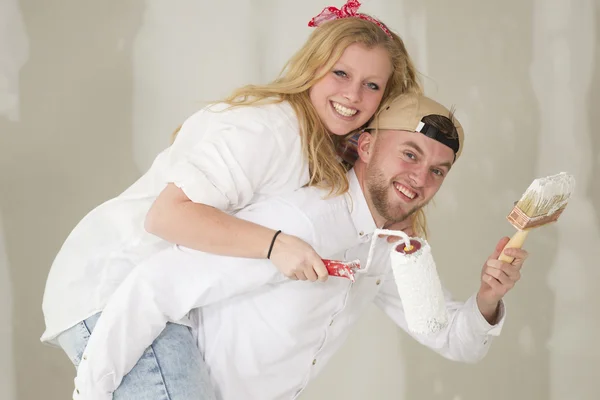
left=498, top=230, right=529, bottom=263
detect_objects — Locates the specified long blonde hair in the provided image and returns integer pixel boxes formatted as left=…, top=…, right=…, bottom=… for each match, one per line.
left=172, top=17, right=422, bottom=197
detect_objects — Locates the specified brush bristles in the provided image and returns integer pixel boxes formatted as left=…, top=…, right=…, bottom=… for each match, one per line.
left=515, top=172, right=576, bottom=217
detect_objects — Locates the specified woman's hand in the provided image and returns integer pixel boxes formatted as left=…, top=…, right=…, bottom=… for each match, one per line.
left=268, top=233, right=328, bottom=282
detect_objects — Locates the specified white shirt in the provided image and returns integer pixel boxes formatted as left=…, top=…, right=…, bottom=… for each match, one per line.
left=41, top=100, right=307, bottom=343
left=73, top=171, right=505, bottom=400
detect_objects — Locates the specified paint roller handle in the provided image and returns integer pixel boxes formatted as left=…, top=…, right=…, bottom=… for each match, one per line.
left=498, top=229, right=529, bottom=263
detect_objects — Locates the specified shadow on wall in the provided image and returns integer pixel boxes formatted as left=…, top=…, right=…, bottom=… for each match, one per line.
left=539, top=1, right=600, bottom=399
left=590, top=0, right=600, bottom=223
left=0, top=1, right=145, bottom=400
left=0, top=214, right=16, bottom=400
left=0, top=0, right=27, bottom=397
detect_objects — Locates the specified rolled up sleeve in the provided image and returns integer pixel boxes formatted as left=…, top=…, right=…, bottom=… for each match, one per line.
left=163, top=108, right=282, bottom=212
left=374, top=270, right=506, bottom=363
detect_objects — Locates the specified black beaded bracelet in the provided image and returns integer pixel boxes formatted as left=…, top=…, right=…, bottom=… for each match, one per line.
left=267, top=230, right=282, bottom=259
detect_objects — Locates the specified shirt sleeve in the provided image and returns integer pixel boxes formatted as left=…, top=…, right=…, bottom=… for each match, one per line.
left=373, top=268, right=506, bottom=363
left=163, top=105, right=287, bottom=212
left=72, top=245, right=284, bottom=400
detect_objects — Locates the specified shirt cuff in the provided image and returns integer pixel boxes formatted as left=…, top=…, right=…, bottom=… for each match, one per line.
left=73, top=357, right=114, bottom=400
left=465, top=294, right=506, bottom=337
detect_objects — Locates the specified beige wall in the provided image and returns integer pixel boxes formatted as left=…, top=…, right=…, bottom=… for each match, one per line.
left=1, top=1, right=598, bottom=399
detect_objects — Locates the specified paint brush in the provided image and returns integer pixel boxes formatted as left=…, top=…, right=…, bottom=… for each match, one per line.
left=500, top=172, right=576, bottom=263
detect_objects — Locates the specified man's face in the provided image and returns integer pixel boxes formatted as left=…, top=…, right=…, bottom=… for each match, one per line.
left=361, top=129, right=455, bottom=226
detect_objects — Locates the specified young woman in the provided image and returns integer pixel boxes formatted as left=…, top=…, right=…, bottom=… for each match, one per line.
left=43, top=1, right=422, bottom=398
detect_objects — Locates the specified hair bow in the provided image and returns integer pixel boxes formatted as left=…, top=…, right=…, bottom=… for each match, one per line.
left=308, top=0, right=392, bottom=38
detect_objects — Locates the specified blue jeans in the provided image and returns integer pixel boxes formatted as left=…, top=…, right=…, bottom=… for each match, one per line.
left=57, top=313, right=217, bottom=400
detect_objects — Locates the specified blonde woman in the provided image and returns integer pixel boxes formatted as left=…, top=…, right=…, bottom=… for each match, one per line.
left=42, top=1, right=422, bottom=398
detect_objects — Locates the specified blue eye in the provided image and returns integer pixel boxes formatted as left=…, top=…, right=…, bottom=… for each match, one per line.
left=404, top=152, right=416, bottom=160
left=432, top=169, right=445, bottom=177
left=366, top=82, right=380, bottom=90
left=333, top=70, right=347, bottom=78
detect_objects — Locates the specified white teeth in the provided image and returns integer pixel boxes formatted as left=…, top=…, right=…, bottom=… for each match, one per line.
left=395, top=183, right=416, bottom=199
left=332, top=102, right=357, bottom=117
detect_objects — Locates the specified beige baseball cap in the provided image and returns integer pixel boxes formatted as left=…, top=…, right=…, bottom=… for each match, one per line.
left=365, top=94, right=464, bottom=160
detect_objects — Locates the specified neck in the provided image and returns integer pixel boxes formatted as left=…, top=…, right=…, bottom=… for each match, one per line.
left=353, top=163, right=388, bottom=228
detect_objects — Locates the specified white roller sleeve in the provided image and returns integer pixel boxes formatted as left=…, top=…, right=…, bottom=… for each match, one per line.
left=368, top=229, right=449, bottom=335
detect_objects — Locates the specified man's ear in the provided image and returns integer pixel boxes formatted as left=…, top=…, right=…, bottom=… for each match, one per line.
left=357, top=130, right=375, bottom=163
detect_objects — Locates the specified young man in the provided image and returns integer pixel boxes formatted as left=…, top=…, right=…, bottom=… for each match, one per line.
left=71, top=94, right=528, bottom=400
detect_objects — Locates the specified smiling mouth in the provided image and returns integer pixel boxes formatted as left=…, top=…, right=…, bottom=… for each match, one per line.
left=394, top=182, right=418, bottom=201
left=331, top=101, right=358, bottom=118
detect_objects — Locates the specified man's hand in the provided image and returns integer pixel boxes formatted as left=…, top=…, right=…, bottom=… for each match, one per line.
left=477, top=236, right=529, bottom=324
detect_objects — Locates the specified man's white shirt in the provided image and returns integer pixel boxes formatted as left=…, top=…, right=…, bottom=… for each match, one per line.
left=74, top=170, right=504, bottom=400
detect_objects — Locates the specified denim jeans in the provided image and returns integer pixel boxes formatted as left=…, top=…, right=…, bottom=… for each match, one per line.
left=57, top=313, right=218, bottom=400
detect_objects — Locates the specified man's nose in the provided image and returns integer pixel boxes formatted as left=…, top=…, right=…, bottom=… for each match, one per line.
left=409, top=165, right=429, bottom=187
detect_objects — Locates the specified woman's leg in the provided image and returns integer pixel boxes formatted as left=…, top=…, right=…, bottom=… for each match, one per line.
left=57, top=313, right=217, bottom=400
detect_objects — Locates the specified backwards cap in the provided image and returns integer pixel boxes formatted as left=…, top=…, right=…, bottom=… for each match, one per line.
left=365, top=94, right=464, bottom=160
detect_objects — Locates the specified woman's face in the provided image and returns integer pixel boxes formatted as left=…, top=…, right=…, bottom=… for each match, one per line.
left=309, top=43, right=393, bottom=136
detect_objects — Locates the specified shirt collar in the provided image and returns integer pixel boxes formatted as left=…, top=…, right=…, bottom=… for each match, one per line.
left=346, top=169, right=377, bottom=238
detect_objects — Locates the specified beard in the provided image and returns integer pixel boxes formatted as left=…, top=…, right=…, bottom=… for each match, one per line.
left=365, top=166, right=425, bottom=225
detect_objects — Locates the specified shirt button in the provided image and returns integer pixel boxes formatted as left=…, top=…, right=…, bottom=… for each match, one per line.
left=329, top=320, right=334, bottom=326
left=312, top=359, right=317, bottom=366
left=83, top=355, right=87, bottom=360
left=359, top=231, right=364, bottom=236
left=483, top=339, right=488, bottom=345
left=375, top=279, right=381, bottom=285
